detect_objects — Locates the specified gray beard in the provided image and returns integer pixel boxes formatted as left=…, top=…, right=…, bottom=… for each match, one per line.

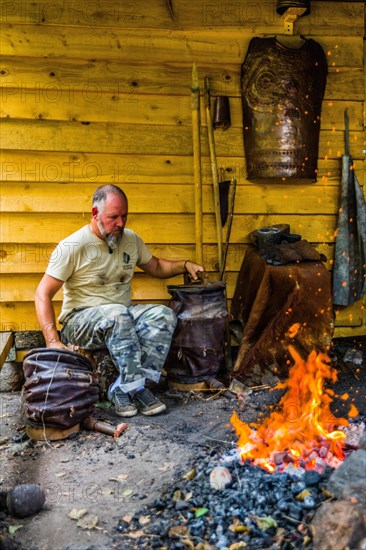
left=97, top=221, right=123, bottom=250
left=105, top=233, right=122, bottom=250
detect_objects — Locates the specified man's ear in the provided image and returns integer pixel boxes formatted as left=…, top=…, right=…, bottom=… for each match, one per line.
left=92, top=206, right=99, bottom=219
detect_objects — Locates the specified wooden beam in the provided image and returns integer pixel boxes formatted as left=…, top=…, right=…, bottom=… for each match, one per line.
left=0, top=332, right=14, bottom=369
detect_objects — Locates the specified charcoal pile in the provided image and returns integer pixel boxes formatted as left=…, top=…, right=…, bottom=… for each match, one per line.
left=113, top=446, right=335, bottom=549
left=112, top=337, right=366, bottom=550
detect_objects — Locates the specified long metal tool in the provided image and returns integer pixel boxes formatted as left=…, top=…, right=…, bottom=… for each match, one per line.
left=204, top=76, right=223, bottom=273
left=191, top=63, right=203, bottom=265
left=220, top=175, right=236, bottom=373
left=220, top=176, right=236, bottom=281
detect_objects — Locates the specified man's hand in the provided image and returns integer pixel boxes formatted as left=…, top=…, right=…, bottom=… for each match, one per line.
left=141, top=256, right=205, bottom=280
left=184, top=260, right=205, bottom=281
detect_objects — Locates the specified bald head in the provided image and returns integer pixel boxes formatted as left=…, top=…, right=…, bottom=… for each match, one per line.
left=92, top=185, right=128, bottom=214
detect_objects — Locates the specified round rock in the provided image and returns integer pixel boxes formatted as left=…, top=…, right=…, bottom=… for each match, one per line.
left=7, top=484, right=46, bottom=518
left=209, top=466, right=232, bottom=490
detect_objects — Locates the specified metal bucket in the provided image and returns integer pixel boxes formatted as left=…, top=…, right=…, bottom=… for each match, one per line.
left=164, top=281, right=228, bottom=384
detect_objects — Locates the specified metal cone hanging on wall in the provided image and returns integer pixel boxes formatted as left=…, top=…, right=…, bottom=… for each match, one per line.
left=276, top=0, right=310, bottom=16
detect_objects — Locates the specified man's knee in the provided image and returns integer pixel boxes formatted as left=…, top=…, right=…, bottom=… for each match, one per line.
left=156, top=305, right=177, bottom=330
left=62, top=304, right=131, bottom=345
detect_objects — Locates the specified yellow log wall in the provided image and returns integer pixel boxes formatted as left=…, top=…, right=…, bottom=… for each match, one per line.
left=0, top=0, right=365, bottom=337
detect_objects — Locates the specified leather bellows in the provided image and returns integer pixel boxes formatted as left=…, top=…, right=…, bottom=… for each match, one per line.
left=22, top=348, right=100, bottom=429
left=164, top=282, right=228, bottom=383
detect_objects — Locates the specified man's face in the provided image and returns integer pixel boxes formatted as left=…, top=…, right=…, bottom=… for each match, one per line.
left=95, top=193, right=128, bottom=250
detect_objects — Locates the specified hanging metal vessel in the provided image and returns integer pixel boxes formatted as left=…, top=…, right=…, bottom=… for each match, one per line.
left=213, top=96, right=231, bottom=130
left=241, top=37, right=327, bottom=183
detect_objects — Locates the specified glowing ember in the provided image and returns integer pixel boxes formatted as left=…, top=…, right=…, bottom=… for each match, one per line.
left=231, top=345, right=358, bottom=474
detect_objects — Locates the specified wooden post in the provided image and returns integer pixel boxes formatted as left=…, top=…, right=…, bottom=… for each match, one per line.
left=191, top=63, right=203, bottom=266
left=204, top=76, right=223, bottom=273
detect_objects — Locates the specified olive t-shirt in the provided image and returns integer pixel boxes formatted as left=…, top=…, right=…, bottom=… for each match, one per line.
left=46, top=225, right=153, bottom=323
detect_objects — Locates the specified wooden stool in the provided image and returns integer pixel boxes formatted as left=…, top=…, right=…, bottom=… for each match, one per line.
left=26, top=423, right=80, bottom=441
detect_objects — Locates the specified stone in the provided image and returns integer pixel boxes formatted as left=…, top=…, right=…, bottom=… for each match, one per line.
left=311, top=500, right=366, bottom=550
left=6, top=484, right=46, bottom=518
left=343, top=348, right=363, bottom=366
left=0, top=362, right=24, bottom=392
left=328, top=450, right=366, bottom=504
left=14, top=331, right=46, bottom=349
left=209, top=466, right=232, bottom=490
left=304, top=469, right=321, bottom=487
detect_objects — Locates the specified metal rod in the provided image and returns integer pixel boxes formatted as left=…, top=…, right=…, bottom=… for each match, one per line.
left=220, top=176, right=237, bottom=281
left=204, top=76, right=223, bottom=273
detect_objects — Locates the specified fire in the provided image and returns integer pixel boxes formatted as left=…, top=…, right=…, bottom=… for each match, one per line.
left=231, top=345, right=358, bottom=473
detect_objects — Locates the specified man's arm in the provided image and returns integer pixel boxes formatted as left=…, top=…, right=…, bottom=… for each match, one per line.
left=34, top=274, right=68, bottom=349
left=140, top=256, right=204, bottom=280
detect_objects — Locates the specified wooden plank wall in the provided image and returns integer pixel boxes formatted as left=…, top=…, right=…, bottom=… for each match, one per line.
left=0, top=0, right=365, bottom=337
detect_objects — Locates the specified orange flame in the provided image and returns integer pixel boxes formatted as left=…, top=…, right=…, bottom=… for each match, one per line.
left=231, top=346, right=358, bottom=473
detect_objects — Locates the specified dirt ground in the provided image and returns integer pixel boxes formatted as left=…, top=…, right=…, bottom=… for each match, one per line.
left=0, top=338, right=365, bottom=550
left=0, top=378, right=239, bottom=550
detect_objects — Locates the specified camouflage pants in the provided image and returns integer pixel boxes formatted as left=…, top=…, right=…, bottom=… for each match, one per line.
left=61, top=304, right=177, bottom=393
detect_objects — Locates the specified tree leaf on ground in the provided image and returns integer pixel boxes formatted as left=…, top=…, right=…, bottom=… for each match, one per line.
left=126, top=530, right=145, bottom=538
left=68, top=508, right=88, bottom=520
left=256, top=516, right=277, bottom=531
left=138, top=515, right=151, bottom=525
left=229, top=522, right=250, bottom=533
left=109, top=473, right=129, bottom=482
left=8, top=525, right=23, bottom=534
left=181, top=537, right=195, bottom=549
left=183, top=468, right=196, bottom=480
left=168, top=524, right=189, bottom=538
left=195, top=507, right=209, bottom=518
left=322, top=487, right=333, bottom=498
left=296, top=489, right=311, bottom=501
left=158, top=462, right=175, bottom=472
left=95, top=401, right=112, bottom=409
left=229, top=518, right=249, bottom=533
left=77, top=514, right=99, bottom=529
left=172, top=489, right=182, bottom=501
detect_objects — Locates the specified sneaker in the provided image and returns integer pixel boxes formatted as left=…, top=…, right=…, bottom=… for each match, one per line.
left=133, top=387, right=166, bottom=416
left=109, top=388, right=138, bottom=417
